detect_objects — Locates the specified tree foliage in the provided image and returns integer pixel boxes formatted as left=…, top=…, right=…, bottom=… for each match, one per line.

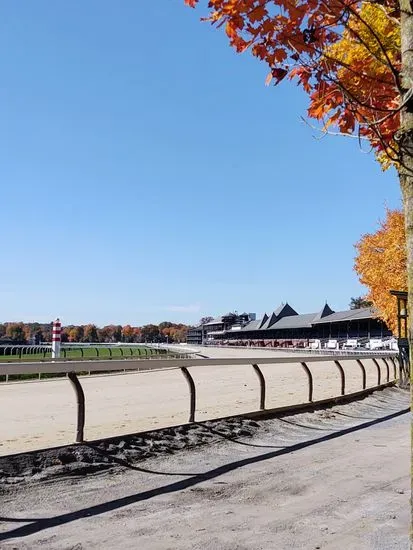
left=354, top=209, right=406, bottom=332
left=185, top=0, right=401, bottom=167
left=349, top=296, right=373, bottom=310
left=0, top=321, right=189, bottom=344
left=199, top=316, right=214, bottom=325
left=83, top=324, right=99, bottom=343
left=4, top=323, right=26, bottom=343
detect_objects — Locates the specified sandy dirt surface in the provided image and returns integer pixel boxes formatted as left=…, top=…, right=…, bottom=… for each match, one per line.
left=0, top=347, right=395, bottom=455
left=0, top=387, right=409, bottom=550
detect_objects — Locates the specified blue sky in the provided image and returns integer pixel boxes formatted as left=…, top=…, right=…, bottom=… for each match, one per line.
left=0, top=1, right=401, bottom=326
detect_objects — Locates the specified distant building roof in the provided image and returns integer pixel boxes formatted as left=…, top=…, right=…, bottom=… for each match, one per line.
left=224, top=305, right=378, bottom=335
left=312, top=307, right=376, bottom=324
left=263, top=312, right=318, bottom=330
left=260, top=303, right=298, bottom=330
left=204, top=317, right=224, bottom=326
left=258, top=313, right=269, bottom=329
left=242, top=319, right=262, bottom=331
left=312, top=303, right=335, bottom=323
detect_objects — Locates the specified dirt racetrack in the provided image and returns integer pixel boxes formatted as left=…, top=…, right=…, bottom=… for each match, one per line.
left=0, top=387, right=409, bottom=549
left=0, top=347, right=396, bottom=455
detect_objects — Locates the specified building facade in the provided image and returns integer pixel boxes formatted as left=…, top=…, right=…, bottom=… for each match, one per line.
left=186, top=312, right=256, bottom=345
left=186, top=303, right=391, bottom=347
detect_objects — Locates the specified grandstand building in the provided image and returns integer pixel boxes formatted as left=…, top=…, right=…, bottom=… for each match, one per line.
left=186, top=303, right=391, bottom=347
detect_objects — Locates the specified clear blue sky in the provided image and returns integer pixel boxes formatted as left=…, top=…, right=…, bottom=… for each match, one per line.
left=0, top=1, right=401, bottom=326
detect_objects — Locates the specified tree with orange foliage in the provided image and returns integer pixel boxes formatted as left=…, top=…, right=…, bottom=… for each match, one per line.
left=5, top=323, right=26, bottom=343
left=185, top=6, right=413, bottom=521
left=83, top=324, right=98, bottom=343
left=121, top=324, right=135, bottom=343
left=355, top=209, right=407, bottom=333
left=68, top=326, right=83, bottom=342
left=184, top=2, right=413, bottom=365
left=185, top=1, right=401, bottom=164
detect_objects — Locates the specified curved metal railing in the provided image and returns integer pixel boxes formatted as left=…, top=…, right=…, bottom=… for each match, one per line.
left=0, top=353, right=400, bottom=447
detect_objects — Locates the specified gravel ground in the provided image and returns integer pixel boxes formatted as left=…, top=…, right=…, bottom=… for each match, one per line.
left=0, top=387, right=409, bottom=550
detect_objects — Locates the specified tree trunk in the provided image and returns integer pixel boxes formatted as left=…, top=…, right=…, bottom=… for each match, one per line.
left=400, top=0, right=413, bottom=538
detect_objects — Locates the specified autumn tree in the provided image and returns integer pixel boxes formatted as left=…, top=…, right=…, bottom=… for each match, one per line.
left=122, top=325, right=136, bottom=343
left=68, top=326, right=84, bottom=343
left=159, top=321, right=174, bottom=331
left=42, top=324, right=52, bottom=343
left=0, top=321, right=188, bottom=345
left=97, top=325, right=120, bottom=343
left=5, top=323, right=26, bottom=343
left=61, top=327, right=71, bottom=343
left=23, top=324, right=32, bottom=343
left=160, top=326, right=173, bottom=342
left=184, top=2, right=413, bottom=351
left=113, top=325, right=123, bottom=342
left=96, top=326, right=110, bottom=343
left=171, top=325, right=189, bottom=342
left=83, top=324, right=98, bottom=343
left=140, top=324, right=161, bottom=342
left=355, top=208, right=407, bottom=333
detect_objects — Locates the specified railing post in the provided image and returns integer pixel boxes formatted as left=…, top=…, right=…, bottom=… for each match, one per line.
left=252, top=364, right=266, bottom=410
left=334, top=360, right=345, bottom=396
left=372, top=358, right=381, bottom=386
left=356, top=359, right=367, bottom=390
left=389, top=356, right=398, bottom=380
left=381, top=357, right=390, bottom=382
left=394, top=354, right=406, bottom=385
left=68, top=372, right=85, bottom=443
left=180, top=367, right=196, bottom=422
left=300, top=362, right=313, bottom=402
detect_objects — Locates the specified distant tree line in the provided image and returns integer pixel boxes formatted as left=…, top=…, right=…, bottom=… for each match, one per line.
left=0, top=321, right=190, bottom=345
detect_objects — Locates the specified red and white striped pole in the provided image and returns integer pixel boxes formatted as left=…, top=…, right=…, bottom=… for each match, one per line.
left=52, top=318, right=62, bottom=358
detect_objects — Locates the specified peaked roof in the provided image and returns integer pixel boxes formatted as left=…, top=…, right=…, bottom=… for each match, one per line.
left=258, top=313, right=269, bottom=329
left=260, top=303, right=298, bottom=330
left=312, top=307, right=376, bottom=324
left=312, top=303, right=335, bottom=323
left=273, top=303, right=298, bottom=317
left=267, top=312, right=319, bottom=330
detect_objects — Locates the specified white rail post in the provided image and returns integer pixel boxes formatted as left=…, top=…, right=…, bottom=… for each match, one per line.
left=52, top=318, right=62, bottom=359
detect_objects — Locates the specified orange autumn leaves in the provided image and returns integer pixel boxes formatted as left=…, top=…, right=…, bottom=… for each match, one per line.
left=185, top=1, right=401, bottom=168
left=185, top=1, right=406, bottom=332
left=355, top=209, right=407, bottom=333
